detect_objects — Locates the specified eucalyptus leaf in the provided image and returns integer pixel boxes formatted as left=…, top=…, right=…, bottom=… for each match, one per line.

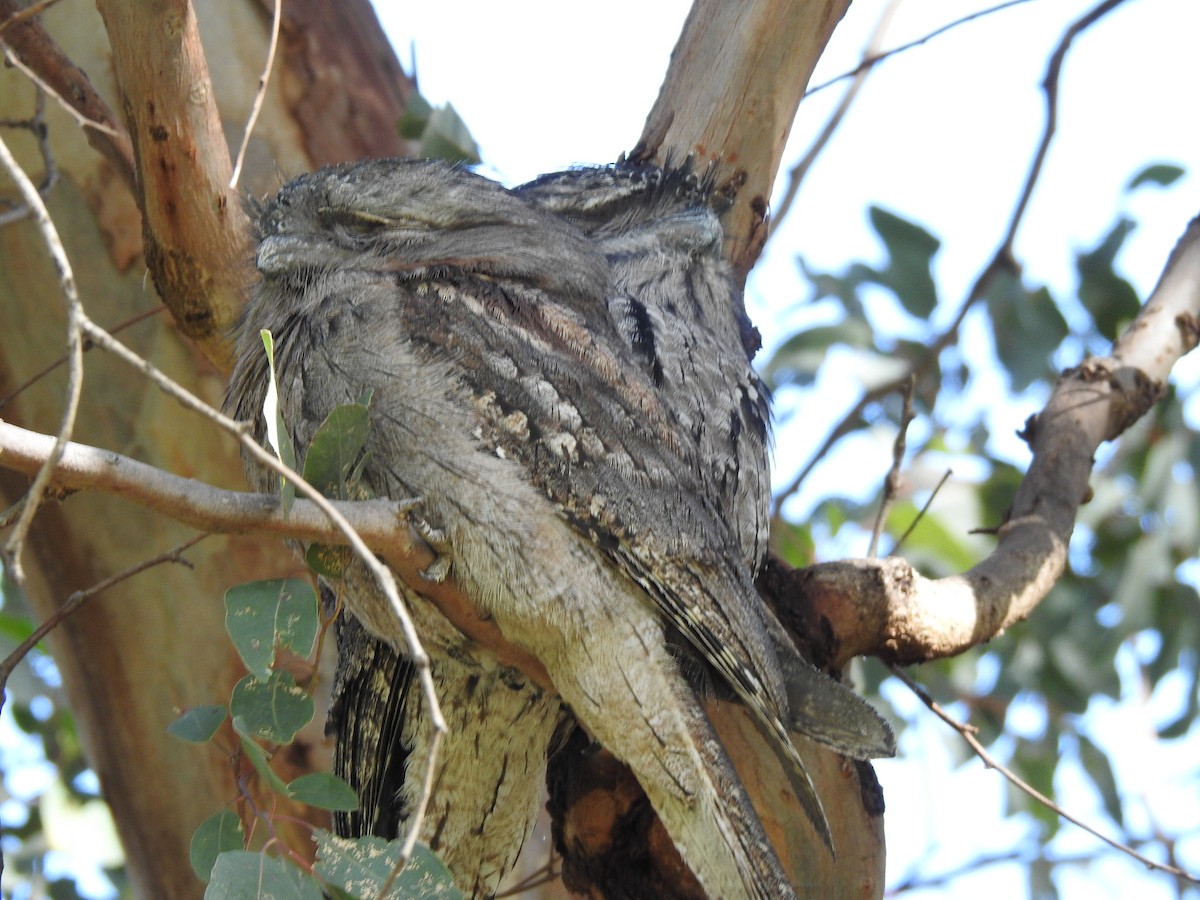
left=230, top=672, right=314, bottom=745
left=167, top=705, right=227, bottom=744
left=315, top=830, right=463, bottom=900
left=224, top=579, right=318, bottom=681
left=205, top=851, right=324, bottom=900
left=190, top=810, right=244, bottom=882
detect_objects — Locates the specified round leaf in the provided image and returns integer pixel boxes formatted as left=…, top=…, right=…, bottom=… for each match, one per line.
left=190, top=810, right=244, bottom=882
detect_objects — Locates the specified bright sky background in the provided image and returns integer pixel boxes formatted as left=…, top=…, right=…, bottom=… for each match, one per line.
left=374, top=2, right=1200, bottom=897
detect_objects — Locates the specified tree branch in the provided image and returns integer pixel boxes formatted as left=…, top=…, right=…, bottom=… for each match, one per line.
left=0, top=0, right=136, bottom=191
left=773, top=214, right=1200, bottom=669
left=0, top=418, right=555, bottom=690
left=94, top=0, right=254, bottom=373
left=633, top=0, right=852, bottom=277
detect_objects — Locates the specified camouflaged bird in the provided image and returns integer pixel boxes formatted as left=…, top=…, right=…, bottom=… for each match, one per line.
left=226, top=157, right=894, bottom=899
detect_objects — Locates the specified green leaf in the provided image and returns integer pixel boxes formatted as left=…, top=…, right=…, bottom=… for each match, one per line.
left=303, top=403, right=372, bottom=501
left=168, top=705, right=227, bottom=743
left=238, top=736, right=289, bottom=796
left=300, top=402, right=373, bottom=578
left=771, top=519, right=815, bottom=569
left=287, top=773, right=359, bottom=812
left=1076, top=218, right=1141, bottom=341
left=867, top=206, right=940, bottom=318
left=418, top=103, right=481, bottom=166
left=1007, top=736, right=1060, bottom=836
left=190, top=811, right=244, bottom=882
left=762, top=319, right=874, bottom=388
left=305, top=543, right=354, bottom=580
left=797, top=257, right=873, bottom=319
left=259, top=330, right=297, bottom=514
left=230, top=672, right=314, bottom=745
left=1125, top=163, right=1185, bottom=192
left=314, top=830, right=463, bottom=900
left=983, top=268, right=1068, bottom=391
left=205, top=851, right=324, bottom=900
left=397, top=91, right=435, bottom=139
left=884, top=501, right=978, bottom=573
left=224, top=579, right=319, bottom=681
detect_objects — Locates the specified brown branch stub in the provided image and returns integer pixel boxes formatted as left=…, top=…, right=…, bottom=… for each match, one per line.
left=633, top=0, right=851, bottom=277
left=95, top=0, right=253, bottom=374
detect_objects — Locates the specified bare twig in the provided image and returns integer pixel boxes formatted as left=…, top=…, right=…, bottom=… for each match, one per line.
left=770, top=0, right=901, bottom=236
left=0, top=43, right=124, bottom=140
left=771, top=0, right=1131, bottom=523
left=0, top=536, right=204, bottom=701
left=0, top=131, right=83, bottom=585
left=805, top=0, right=1036, bottom=98
left=0, top=305, right=166, bottom=410
left=0, top=0, right=61, bottom=35
left=892, top=468, right=952, bottom=553
left=0, top=0, right=135, bottom=189
left=229, top=0, right=281, bottom=189
left=867, top=375, right=915, bottom=558
left=0, top=89, right=58, bottom=228
left=891, top=664, right=1200, bottom=885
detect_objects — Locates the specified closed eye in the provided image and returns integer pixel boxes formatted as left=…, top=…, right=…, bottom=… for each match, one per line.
left=317, top=206, right=396, bottom=234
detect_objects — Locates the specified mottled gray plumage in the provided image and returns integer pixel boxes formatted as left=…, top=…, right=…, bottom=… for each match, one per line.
left=226, top=158, right=892, bottom=900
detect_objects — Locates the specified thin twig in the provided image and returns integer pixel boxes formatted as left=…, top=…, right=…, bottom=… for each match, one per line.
left=0, top=0, right=135, bottom=190
left=0, top=89, right=58, bottom=228
left=0, top=41, right=125, bottom=139
left=0, top=131, right=84, bottom=585
left=891, top=664, right=1200, bottom=885
left=0, top=305, right=166, bottom=410
left=770, top=0, right=901, bottom=236
left=0, top=536, right=204, bottom=700
left=868, top=375, right=915, bottom=558
left=0, top=0, right=61, bottom=35
left=771, top=0, right=1131, bottom=524
left=892, top=468, right=951, bottom=553
left=229, top=0, right=281, bottom=189
left=805, top=0, right=1036, bottom=98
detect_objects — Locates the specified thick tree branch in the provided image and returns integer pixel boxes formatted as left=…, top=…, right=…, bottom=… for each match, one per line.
left=633, top=0, right=851, bottom=277
left=95, top=0, right=253, bottom=373
left=773, top=215, right=1200, bottom=669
